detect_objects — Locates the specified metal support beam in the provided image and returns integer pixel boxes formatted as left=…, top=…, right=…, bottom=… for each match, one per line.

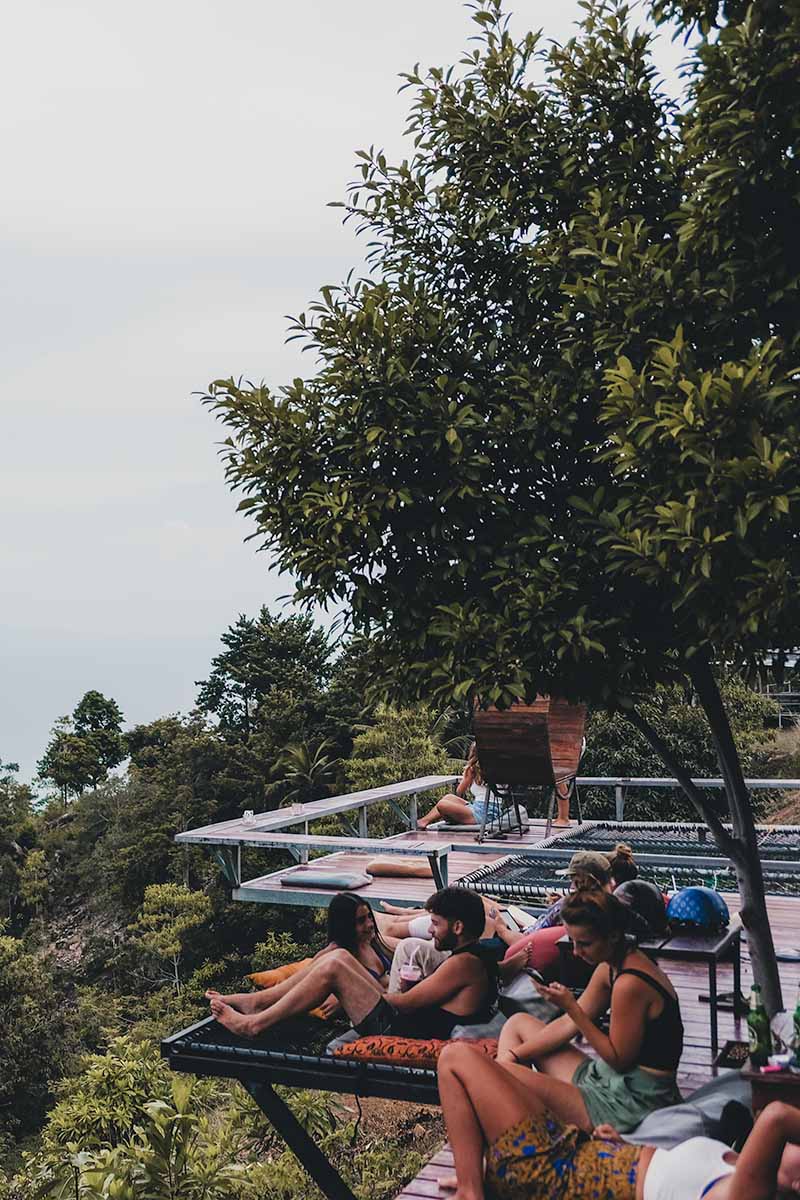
left=358, top=806, right=368, bottom=838
left=213, top=846, right=241, bottom=888
left=244, top=1080, right=358, bottom=1200
left=409, top=793, right=419, bottom=828
left=615, top=785, right=625, bottom=822
left=428, top=851, right=448, bottom=889
left=386, top=798, right=411, bottom=828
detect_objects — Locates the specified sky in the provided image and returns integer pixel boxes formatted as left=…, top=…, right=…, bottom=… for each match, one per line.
left=1, top=1, right=686, bottom=784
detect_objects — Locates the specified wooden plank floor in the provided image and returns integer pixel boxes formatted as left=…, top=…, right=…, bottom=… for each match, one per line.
left=395, top=892, right=800, bottom=1199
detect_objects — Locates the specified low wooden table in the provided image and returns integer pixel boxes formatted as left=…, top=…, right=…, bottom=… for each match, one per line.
left=743, top=1067, right=800, bottom=1115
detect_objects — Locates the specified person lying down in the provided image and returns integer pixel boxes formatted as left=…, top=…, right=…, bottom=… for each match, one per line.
left=207, top=887, right=498, bottom=1042
left=436, top=1041, right=800, bottom=1200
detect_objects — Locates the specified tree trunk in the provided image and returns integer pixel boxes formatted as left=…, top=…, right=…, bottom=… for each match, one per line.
left=627, top=661, right=782, bottom=1015
left=689, top=655, right=782, bottom=1015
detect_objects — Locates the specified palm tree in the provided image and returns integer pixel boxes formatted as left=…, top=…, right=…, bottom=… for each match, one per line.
left=269, top=739, right=341, bottom=806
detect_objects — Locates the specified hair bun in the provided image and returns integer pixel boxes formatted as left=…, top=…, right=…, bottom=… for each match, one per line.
left=613, top=842, right=634, bottom=861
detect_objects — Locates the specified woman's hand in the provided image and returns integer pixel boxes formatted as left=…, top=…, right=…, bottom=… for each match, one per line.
left=593, top=1124, right=622, bottom=1143
left=533, top=979, right=580, bottom=1015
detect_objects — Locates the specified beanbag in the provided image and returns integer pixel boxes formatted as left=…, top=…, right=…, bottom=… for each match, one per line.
left=280, top=870, right=372, bottom=890
left=333, top=1035, right=499, bottom=1069
left=501, top=924, right=563, bottom=976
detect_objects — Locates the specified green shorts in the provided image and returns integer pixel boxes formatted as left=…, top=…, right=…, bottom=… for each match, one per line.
left=572, top=1057, right=682, bottom=1132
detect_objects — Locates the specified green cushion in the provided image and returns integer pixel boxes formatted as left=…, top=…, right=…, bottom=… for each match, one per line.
left=280, top=870, right=372, bottom=890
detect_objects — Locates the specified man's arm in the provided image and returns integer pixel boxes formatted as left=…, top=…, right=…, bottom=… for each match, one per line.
left=386, top=955, right=476, bottom=1011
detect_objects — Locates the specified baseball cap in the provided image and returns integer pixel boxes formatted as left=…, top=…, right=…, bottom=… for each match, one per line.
left=555, top=850, right=612, bottom=882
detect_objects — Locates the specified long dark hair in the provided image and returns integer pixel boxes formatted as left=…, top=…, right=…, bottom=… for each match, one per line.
left=326, top=892, right=391, bottom=959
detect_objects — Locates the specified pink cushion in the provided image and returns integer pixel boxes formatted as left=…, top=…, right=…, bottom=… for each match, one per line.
left=502, top=924, right=563, bottom=974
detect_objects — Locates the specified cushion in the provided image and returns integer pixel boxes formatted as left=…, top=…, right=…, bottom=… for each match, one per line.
left=332, top=1035, right=499, bottom=1070
left=280, top=870, right=372, bottom=890
left=622, top=1072, right=752, bottom=1147
left=247, top=957, right=328, bottom=1019
left=502, top=924, right=564, bottom=975
left=249, top=958, right=312, bottom=987
left=365, top=858, right=433, bottom=879
left=451, top=1012, right=507, bottom=1040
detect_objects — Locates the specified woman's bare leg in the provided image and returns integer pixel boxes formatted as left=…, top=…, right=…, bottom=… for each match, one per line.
left=205, top=950, right=329, bottom=1013
left=497, top=1013, right=591, bottom=1129
left=553, top=781, right=572, bottom=828
left=437, top=1043, right=550, bottom=1200
left=210, top=949, right=384, bottom=1036
left=417, top=794, right=474, bottom=829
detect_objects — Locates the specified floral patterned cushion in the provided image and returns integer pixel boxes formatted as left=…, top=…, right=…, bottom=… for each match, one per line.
left=332, top=1035, right=499, bottom=1069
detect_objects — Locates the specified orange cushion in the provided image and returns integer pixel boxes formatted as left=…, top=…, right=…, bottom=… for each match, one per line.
left=332, top=1035, right=499, bottom=1069
left=248, top=958, right=313, bottom=987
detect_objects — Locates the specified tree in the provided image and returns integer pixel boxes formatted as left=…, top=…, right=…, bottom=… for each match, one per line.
left=205, top=2, right=799, bottom=1010
left=37, top=692, right=125, bottom=802
left=72, top=690, right=126, bottom=786
left=128, top=884, right=212, bottom=994
left=344, top=704, right=456, bottom=817
left=0, top=760, right=35, bottom=923
left=268, top=739, right=341, bottom=806
left=0, top=931, right=76, bottom=1141
left=196, top=607, right=331, bottom=739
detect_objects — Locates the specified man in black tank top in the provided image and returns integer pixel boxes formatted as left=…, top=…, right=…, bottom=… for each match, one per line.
left=209, top=887, right=497, bottom=1040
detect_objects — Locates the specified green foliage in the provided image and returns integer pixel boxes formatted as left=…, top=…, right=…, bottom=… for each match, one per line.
left=0, top=760, right=36, bottom=925
left=345, top=704, right=456, bottom=792
left=196, top=607, right=331, bottom=740
left=251, top=928, right=318, bottom=974
left=26, top=1068, right=243, bottom=1200
left=268, top=738, right=341, bottom=806
left=38, top=693, right=125, bottom=803
left=128, top=884, right=212, bottom=993
left=0, top=933, right=76, bottom=1140
left=582, top=680, right=778, bottom=820
left=18, top=848, right=49, bottom=915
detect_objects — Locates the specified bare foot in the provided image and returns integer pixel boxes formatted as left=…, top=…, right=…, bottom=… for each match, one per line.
left=204, top=989, right=262, bottom=1013
left=209, top=997, right=262, bottom=1036
left=378, top=901, right=408, bottom=915
left=551, top=818, right=572, bottom=828
left=438, top=1178, right=481, bottom=1200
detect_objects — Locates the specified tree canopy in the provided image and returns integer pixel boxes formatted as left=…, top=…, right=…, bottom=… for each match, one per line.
left=205, top=0, right=800, bottom=1008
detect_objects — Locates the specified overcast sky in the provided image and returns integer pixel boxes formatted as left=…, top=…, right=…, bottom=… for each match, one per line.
left=1, top=1, right=685, bottom=783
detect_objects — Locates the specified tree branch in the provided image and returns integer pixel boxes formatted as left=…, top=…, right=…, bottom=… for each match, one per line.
left=625, top=706, right=739, bottom=858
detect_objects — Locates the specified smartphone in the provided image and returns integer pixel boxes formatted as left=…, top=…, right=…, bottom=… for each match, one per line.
left=524, top=968, right=545, bottom=985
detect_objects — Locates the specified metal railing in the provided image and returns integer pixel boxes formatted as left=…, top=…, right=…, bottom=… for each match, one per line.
left=575, top=776, right=800, bottom=821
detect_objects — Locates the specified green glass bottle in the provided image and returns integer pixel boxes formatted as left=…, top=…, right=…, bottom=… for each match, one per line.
left=792, top=983, right=800, bottom=1067
left=747, top=984, right=771, bottom=1068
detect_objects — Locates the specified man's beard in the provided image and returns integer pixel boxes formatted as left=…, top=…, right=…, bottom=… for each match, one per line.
left=433, top=926, right=458, bottom=952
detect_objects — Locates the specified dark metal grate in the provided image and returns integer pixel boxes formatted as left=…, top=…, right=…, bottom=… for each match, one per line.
left=162, top=1017, right=439, bottom=1090
left=538, top=822, right=800, bottom=860
left=455, top=853, right=800, bottom=898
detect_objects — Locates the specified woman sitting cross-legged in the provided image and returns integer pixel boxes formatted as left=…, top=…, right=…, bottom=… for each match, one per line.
left=496, top=889, right=683, bottom=1133
left=436, top=1042, right=800, bottom=1200
left=206, top=891, right=393, bottom=1022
